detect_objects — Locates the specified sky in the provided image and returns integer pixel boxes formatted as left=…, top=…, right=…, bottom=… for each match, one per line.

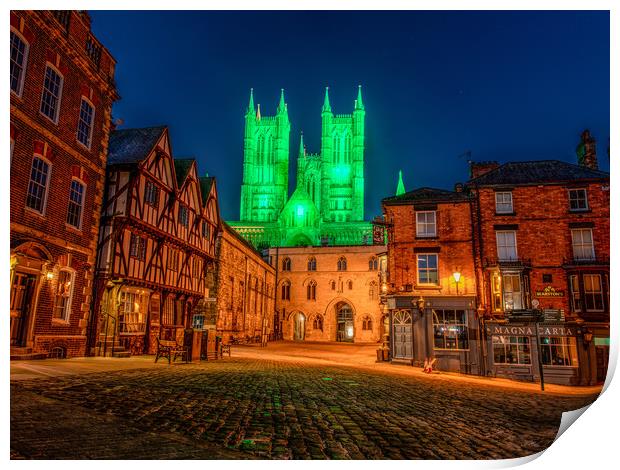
left=89, top=10, right=610, bottom=220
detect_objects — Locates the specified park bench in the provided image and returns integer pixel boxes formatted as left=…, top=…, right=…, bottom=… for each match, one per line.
left=155, top=337, right=188, bottom=364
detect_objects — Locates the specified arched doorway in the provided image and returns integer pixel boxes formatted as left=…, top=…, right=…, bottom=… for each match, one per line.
left=293, top=312, right=306, bottom=341
left=392, top=310, right=413, bottom=359
left=336, top=303, right=354, bottom=342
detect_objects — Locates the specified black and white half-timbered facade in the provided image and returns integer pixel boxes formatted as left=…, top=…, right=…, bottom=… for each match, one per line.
left=90, top=126, right=221, bottom=355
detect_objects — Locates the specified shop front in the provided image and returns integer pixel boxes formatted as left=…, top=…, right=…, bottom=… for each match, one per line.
left=388, top=295, right=481, bottom=375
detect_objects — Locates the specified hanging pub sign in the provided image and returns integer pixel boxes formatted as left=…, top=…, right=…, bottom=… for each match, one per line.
left=372, top=224, right=385, bottom=245
left=535, top=286, right=564, bottom=297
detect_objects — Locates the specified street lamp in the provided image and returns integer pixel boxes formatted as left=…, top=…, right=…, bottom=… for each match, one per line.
left=453, top=271, right=461, bottom=295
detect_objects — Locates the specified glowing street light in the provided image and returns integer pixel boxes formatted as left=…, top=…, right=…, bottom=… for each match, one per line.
left=453, top=271, right=461, bottom=295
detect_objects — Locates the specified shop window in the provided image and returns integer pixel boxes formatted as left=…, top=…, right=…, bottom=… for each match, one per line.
left=40, top=64, right=63, bottom=123
left=433, top=309, right=468, bottom=350
left=540, top=337, right=578, bottom=366
left=416, top=211, right=436, bottom=237
left=281, top=281, right=291, bottom=301
left=417, top=254, right=438, bottom=285
left=10, top=29, right=29, bottom=97
left=502, top=273, right=523, bottom=311
left=282, top=257, right=291, bottom=271
left=495, top=191, right=513, bottom=214
left=568, top=189, right=588, bottom=211
left=53, top=269, right=75, bottom=322
left=496, top=231, right=517, bottom=261
left=306, top=280, right=316, bottom=300
left=26, top=156, right=51, bottom=214
left=571, top=228, right=595, bottom=261
left=119, top=289, right=148, bottom=333
left=492, top=336, right=531, bottom=365
left=307, top=257, right=316, bottom=271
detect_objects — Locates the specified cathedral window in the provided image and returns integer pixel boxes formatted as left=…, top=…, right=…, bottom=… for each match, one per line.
left=281, top=281, right=291, bottom=301
left=333, top=135, right=341, bottom=163
left=369, top=256, right=378, bottom=271
left=307, top=280, right=317, bottom=300
left=337, top=257, right=347, bottom=271
left=307, top=257, right=316, bottom=271
left=282, top=257, right=291, bottom=271
left=344, top=133, right=352, bottom=163
left=313, top=315, right=323, bottom=331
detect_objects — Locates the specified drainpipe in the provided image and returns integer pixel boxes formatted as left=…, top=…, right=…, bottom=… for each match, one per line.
left=470, top=185, right=487, bottom=376
left=273, top=247, right=279, bottom=339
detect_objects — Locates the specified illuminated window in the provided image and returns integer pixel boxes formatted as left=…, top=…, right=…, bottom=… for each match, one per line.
left=571, top=228, right=594, bottom=261
left=496, top=231, right=517, bottom=261
left=77, top=98, right=95, bottom=148
left=416, top=211, right=436, bottom=237
left=502, top=273, right=523, bottom=310
left=10, top=29, right=28, bottom=96
left=433, top=309, right=468, bottom=350
left=583, top=274, right=604, bottom=311
left=417, top=254, right=438, bottom=285
left=282, top=257, right=291, bottom=271
left=40, top=65, right=63, bottom=123
left=568, top=189, right=588, bottom=211
left=26, top=156, right=51, bottom=214
left=53, top=269, right=74, bottom=321
left=492, top=336, right=531, bottom=365
left=540, top=337, right=578, bottom=366
left=66, top=179, right=85, bottom=229
left=495, top=192, right=513, bottom=214
left=119, top=289, right=148, bottom=333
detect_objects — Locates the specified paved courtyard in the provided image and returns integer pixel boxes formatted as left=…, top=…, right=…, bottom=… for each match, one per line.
left=11, top=342, right=600, bottom=460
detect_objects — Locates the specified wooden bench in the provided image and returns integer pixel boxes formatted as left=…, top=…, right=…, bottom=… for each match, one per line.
left=155, top=337, right=189, bottom=364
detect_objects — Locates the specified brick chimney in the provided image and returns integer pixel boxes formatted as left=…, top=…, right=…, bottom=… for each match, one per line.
left=454, top=182, right=464, bottom=193
left=469, top=161, right=500, bottom=179
left=576, top=129, right=598, bottom=170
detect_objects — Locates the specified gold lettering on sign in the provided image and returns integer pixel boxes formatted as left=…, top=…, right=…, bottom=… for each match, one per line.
left=535, top=286, right=564, bottom=297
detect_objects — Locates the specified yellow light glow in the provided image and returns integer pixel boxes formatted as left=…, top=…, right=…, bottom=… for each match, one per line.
left=46, top=271, right=54, bottom=280
left=453, top=272, right=461, bottom=283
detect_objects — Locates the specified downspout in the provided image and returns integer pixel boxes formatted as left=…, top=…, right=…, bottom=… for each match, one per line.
left=470, top=184, right=487, bottom=376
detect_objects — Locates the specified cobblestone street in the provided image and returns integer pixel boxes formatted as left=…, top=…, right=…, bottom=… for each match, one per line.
left=11, top=344, right=600, bottom=460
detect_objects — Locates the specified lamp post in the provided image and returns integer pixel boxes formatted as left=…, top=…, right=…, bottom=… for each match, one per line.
left=583, top=328, right=593, bottom=385
left=453, top=271, right=461, bottom=295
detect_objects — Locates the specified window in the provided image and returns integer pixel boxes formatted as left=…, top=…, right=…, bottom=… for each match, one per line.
left=496, top=231, right=517, bottom=261
left=40, top=65, right=63, bottom=123
left=571, top=228, right=594, bottom=261
left=416, top=211, right=436, bottom=237
left=583, top=274, right=604, bottom=311
left=313, top=315, right=323, bottom=331
left=282, top=257, right=291, bottom=271
left=540, top=337, right=578, bottom=366
left=568, top=189, right=588, bottom=211
left=66, top=179, right=85, bottom=229
left=167, top=248, right=179, bottom=271
left=192, top=257, right=201, bottom=278
left=337, top=257, right=347, bottom=271
left=491, top=272, right=502, bottom=311
left=307, top=257, right=316, bottom=271
left=417, top=254, right=438, bottom=285
left=331, top=280, right=336, bottom=290
left=492, top=336, right=531, bottom=364
left=129, top=234, right=146, bottom=260
left=202, top=220, right=210, bottom=239
left=77, top=98, right=95, bottom=148
left=369, top=256, right=378, bottom=271
left=307, top=280, right=316, bottom=300
left=26, top=156, right=51, bottom=214
left=369, top=281, right=378, bottom=301
left=53, top=269, right=74, bottom=321
left=347, top=280, right=353, bottom=290
left=362, top=317, right=373, bottom=331
left=433, top=309, right=468, bottom=349
left=569, top=275, right=581, bottom=312
left=281, top=281, right=290, bottom=300
left=178, top=205, right=189, bottom=227
left=144, top=180, right=159, bottom=207
left=495, top=192, right=513, bottom=214
left=10, top=30, right=28, bottom=96
left=119, top=289, right=148, bottom=333
left=502, top=273, right=523, bottom=310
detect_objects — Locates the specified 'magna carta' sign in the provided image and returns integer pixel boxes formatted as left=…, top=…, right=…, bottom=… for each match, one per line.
left=535, top=286, right=564, bottom=297
left=488, top=324, right=575, bottom=337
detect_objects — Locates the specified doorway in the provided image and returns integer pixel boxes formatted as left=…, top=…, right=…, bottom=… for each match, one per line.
left=596, top=346, right=609, bottom=384
left=392, top=309, right=413, bottom=359
left=336, top=303, right=354, bottom=342
left=293, top=312, right=306, bottom=341
left=10, top=272, right=37, bottom=346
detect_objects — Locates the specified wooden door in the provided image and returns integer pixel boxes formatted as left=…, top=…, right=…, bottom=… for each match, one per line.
left=392, top=310, right=413, bottom=359
left=10, top=272, right=36, bottom=346
left=596, top=346, right=609, bottom=384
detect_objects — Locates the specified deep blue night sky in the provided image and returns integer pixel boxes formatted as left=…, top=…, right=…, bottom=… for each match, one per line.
left=89, top=10, right=610, bottom=220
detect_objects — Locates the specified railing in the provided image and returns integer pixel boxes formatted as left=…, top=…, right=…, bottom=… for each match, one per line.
left=51, top=11, right=71, bottom=32
left=562, top=256, right=609, bottom=267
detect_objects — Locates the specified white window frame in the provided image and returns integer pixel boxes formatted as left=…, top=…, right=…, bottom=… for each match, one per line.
left=501, top=272, right=523, bottom=311
left=417, top=253, right=439, bottom=285
left=66, top=178, right=86, bottom=230
left=568, top=188, right=589, bottom=212
left=25, top=155, right=52, bottom=215
left=40, top=63, right=64, bottom=124
left=76, top=97, right=95, bottom=149
left=495, top=191, right=514, bottom=214
left=416, top=211, right=437, bottom=237
left=10, top=28, right=29, bottom=97
left=571, top=228, right=595, bottom=261
left=496, top=231, right=518, bottom=261
left=583, top=274, right=604, bottom=312
left=52, top=268, right=75, bottom=323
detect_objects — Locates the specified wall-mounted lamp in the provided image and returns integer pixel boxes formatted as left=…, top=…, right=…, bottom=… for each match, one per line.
left=583, top=329, right=594, bottom=348
left=453, top=271, right=461, bottom=295
left=46, top=270, right=54, bottom=281
left=414, top=296, right=425, bottom=314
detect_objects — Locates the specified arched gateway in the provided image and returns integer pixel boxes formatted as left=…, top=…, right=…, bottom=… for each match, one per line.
left=336, top=302, right=354, bottom=342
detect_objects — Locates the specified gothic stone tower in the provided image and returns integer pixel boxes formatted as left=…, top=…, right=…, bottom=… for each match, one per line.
left=319, top=86, right=365, bottom=224
left=240, top=89, right=290, bottom=222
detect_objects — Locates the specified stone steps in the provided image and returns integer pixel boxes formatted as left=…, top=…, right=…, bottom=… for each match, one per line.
left=10, top=347, right=48, bottom=361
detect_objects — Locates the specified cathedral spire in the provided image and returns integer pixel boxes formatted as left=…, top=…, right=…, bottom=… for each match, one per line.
left=277, top=88, right=286, bottom=114
left=355, top=84, right=364, bottom=110
left=246, top=88, right=255, bottom=115
left=298, top=131, right=305, bottom=157
left=322, top=86, right=332, bottom=113
left=396, top=170, right=405, bottom=196
left=256, top=103, right=261, bottom=120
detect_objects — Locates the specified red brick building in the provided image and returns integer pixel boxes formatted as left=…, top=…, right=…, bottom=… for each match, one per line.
left=381, top=187, right=482, bottom=374
left=468, top=137, right=609, bottom=385
left=10, top=11, right=118, bottom=358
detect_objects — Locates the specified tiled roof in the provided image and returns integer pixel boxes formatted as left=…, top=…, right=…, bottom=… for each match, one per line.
left=382, top=187, right=469, bottom=205
left=199, top=176, right=215, bottom=205
left=174, top=159, right=195, bottom=189
left=467, top=160, right=609, bottom=186
left=107, top=126, right=166, bottom=165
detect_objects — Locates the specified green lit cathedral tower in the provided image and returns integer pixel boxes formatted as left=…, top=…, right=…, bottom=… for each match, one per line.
left=230, top=86, right=371, bottom=248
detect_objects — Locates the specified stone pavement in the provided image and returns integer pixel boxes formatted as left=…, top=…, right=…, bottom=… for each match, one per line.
left=11, top=344, right=600, bottom=460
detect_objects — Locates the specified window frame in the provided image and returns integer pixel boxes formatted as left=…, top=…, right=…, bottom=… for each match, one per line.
left=496, top=230, right=518, bottom=261
left=337, top=256, right=347, bottom=271
left=568, top=188, right=589, bottom=212
left=432, top=308, right=469, bottom=350
left=307, top=257, right=317, bottom=271
left=571, top=228, right=595, bottom=261
left=25, top=155, right=52, bottom=215
left=583, top=273, right=604, bottom=312
left=76, top=96, right=95, bottom=149
left=10, top=28, right=29, bottom=97
left=129, top=234, right=147, bottom=261
left=144, top=180, right=160, bottom=208
left=281, top=280, right=291, bottom=301
left=39, top=63, right=64, bottom=124
left=501, top=272, right=524, bottom=311
left=416, top=253, right=439, bottom=286
left=495, top=191, right=514, bottom=214
left=178, top=204, right=189, bottom=228
left=540, top=336, right=578, bottom=367
left=415, top=210, right=437, bottom=237
left=492, top=335, right=531, bottom=365
left=282, top=257, right=291, bottom=271
left=52, top=268, right=75, bottom=323
left=66, top=178, right=86, bottom=230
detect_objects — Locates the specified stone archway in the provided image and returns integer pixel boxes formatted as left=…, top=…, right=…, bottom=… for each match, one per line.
left=336, top=302, right=354, bottom=342
left=293, top=312, right=306, bottom=341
